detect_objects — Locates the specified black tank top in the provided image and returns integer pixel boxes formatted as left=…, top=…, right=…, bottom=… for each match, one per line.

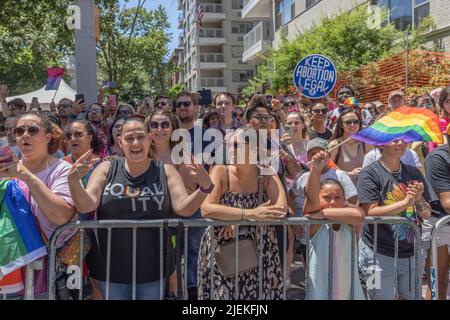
left=87, top=158, right=172, bottom=283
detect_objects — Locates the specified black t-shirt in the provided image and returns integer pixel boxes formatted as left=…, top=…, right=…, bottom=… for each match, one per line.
left=424, top=144, right=450, bottom=218
left=86, top=158, right=174, bottom=283
left=308, top=128, right=333, bottom=141
left=357, top=160, right=438, bottom=258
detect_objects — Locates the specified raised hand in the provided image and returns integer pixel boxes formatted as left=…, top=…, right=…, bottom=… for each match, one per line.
left=0, top=84, right=9, bottom=102
left=73, top=99, right=86, bottom=115
left=184, top=163, right=212, bottom=190
left=271, top=99, right=282, bottom=111
left=280, top=132, right=292, bottom=145
left=407, top=181, right=424, bottom=201
left=68, top=149, right=101, bottom=181
left=0, top=152, right=33, bottom=182
left=49, top=99, right=56, bottom=112
left=310, top=150, right=329, bottom=173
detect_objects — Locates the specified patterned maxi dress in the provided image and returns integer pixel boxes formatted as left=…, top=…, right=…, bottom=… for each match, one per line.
left=197, top=191, right=283, bottom=300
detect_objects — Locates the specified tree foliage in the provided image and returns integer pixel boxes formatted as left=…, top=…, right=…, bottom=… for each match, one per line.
left=97, top=0, right=176, bottom=101
left=0, top=0, right=74, bottom=94
left=244, top=4, right=435, bottom=96
left=0, top=0, right=175, bottom=101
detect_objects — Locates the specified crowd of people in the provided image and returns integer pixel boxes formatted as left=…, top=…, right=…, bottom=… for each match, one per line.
left=0, top=82, right=449, bottom=300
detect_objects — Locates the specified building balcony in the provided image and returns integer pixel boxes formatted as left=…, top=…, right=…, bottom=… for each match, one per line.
left=199, top=28, right=226, bottom=45
left=200, top=77, right=226, bottom=91
left=243, top=21, right=273, bottom=63
left=199, top=53, right=227, bottom=69
left=202, top=3, right=226, bottom=22
left=242, top=0, right=271, bottom=19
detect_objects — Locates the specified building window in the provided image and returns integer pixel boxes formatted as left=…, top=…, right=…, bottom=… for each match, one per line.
left=232, top=0, right=243, bottom=9
left=374, top=0, right=428, bottom=31
left=414, top=0, right=430, bottom=26
left=275, top=0, right=298, bottom=29
left=231, top=22, right=254, bottom=34
left=306, top=0, right=320, bottom=10
left=232, top=70, right=254, bottom=82
left=232, top=46, right=243, bottom=58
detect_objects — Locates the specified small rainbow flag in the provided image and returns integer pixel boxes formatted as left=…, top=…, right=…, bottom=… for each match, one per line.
left=344, top=97, right=359, bottom=108
left=351, top=106, right=443, bottom=146
left=0, top=179, right=47, bottom=278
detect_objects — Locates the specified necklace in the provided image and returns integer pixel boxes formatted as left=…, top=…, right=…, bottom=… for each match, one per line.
left=379, top=159, right=402, bottom=178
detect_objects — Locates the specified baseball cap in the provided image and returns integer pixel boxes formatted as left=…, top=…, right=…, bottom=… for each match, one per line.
left=388, top=90, right=405, bottom=101
left=307, top=138, right=329, bottom=152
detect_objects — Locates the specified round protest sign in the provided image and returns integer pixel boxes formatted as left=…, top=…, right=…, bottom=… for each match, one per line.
left=293, top=54, right=337, bottom=99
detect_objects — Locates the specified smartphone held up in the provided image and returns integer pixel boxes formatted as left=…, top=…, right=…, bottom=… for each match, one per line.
left=0, top=136, right=13, bottom=163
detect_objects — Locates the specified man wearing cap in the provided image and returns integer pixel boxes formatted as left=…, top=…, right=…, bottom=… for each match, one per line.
left=388, top=90, right=406, bottom=111
left=292, top=138, right=359, bottom=218
left=422, top=123, right=450, bottom=300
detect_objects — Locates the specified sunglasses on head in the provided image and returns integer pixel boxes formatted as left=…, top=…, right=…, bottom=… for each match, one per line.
left=65, top=131, right=84, bottom=140
left=149, top=121, right=171, bottom=130
left=284, top=101, right=297, bottom=107
left=175, top=101, right=192, bottom=108
left=343, top=119, right=360, bottom=126
left=13, top=125, right=40, bottom=137
left=311, top=108, right=328, bottom=115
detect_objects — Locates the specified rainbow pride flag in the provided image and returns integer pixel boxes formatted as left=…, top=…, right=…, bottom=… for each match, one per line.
left=0, top=179, right=47, bottom=279
left=351, top=106, right=443, bottom=146
left=344, top=97, right=359, bottom=108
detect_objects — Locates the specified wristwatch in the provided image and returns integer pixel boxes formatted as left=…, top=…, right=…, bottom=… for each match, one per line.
left=199, top=183, right=214, bottom=194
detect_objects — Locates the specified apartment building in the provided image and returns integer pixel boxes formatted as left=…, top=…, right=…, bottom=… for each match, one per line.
left=177, top=0, right=259, bottom=96
left=168, top=48, right=184, bottom=88
left=241, top=0, right=450, bottom=64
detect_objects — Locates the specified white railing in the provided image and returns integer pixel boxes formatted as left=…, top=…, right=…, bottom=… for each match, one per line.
left=243, top=21, right=272, bottom=52
left=201, top=77, right=225, bottom=87
left=199, top=53, right=225, bottom=63
left=203, top=3, right=224, bottom=13
left=199, top=28, right=224, bottom=38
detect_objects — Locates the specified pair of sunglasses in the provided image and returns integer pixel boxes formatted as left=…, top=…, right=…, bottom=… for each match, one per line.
left=149, top=121, right=171, bottom=129
left=13, top=125, right=40, bottom=137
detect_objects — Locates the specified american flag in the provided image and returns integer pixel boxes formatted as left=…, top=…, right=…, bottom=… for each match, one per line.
left=196, top=4, right=204, bottom=33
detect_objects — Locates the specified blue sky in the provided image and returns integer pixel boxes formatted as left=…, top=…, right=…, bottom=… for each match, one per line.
left=122, top=0, right=180, bottom=54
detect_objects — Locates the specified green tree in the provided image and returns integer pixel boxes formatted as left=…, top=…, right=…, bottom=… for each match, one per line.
left=0, top=0, right=74, bottom=94
left=97, top=0, right=175, bottom=101
left=244, top=4, right=435, bottom=95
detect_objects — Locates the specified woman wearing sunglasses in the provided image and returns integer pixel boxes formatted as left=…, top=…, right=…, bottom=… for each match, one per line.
left=107, top=117, right=126, bottom=159
left=68, top=117, right=212, bottom=300
left=64, top=120, right=104, bottom=184
left=198, top=128, right=287, bottom=300
left=0, top=113, right=77, bottom=298
left=63, top=120, right=104, bottom=299
left=329, top=109, right=372, bottom=184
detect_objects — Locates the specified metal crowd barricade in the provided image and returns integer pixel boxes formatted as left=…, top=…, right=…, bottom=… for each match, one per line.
left=429, top=215, right=450, bottom=300
left=47, top=216, right=423, bottom=300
